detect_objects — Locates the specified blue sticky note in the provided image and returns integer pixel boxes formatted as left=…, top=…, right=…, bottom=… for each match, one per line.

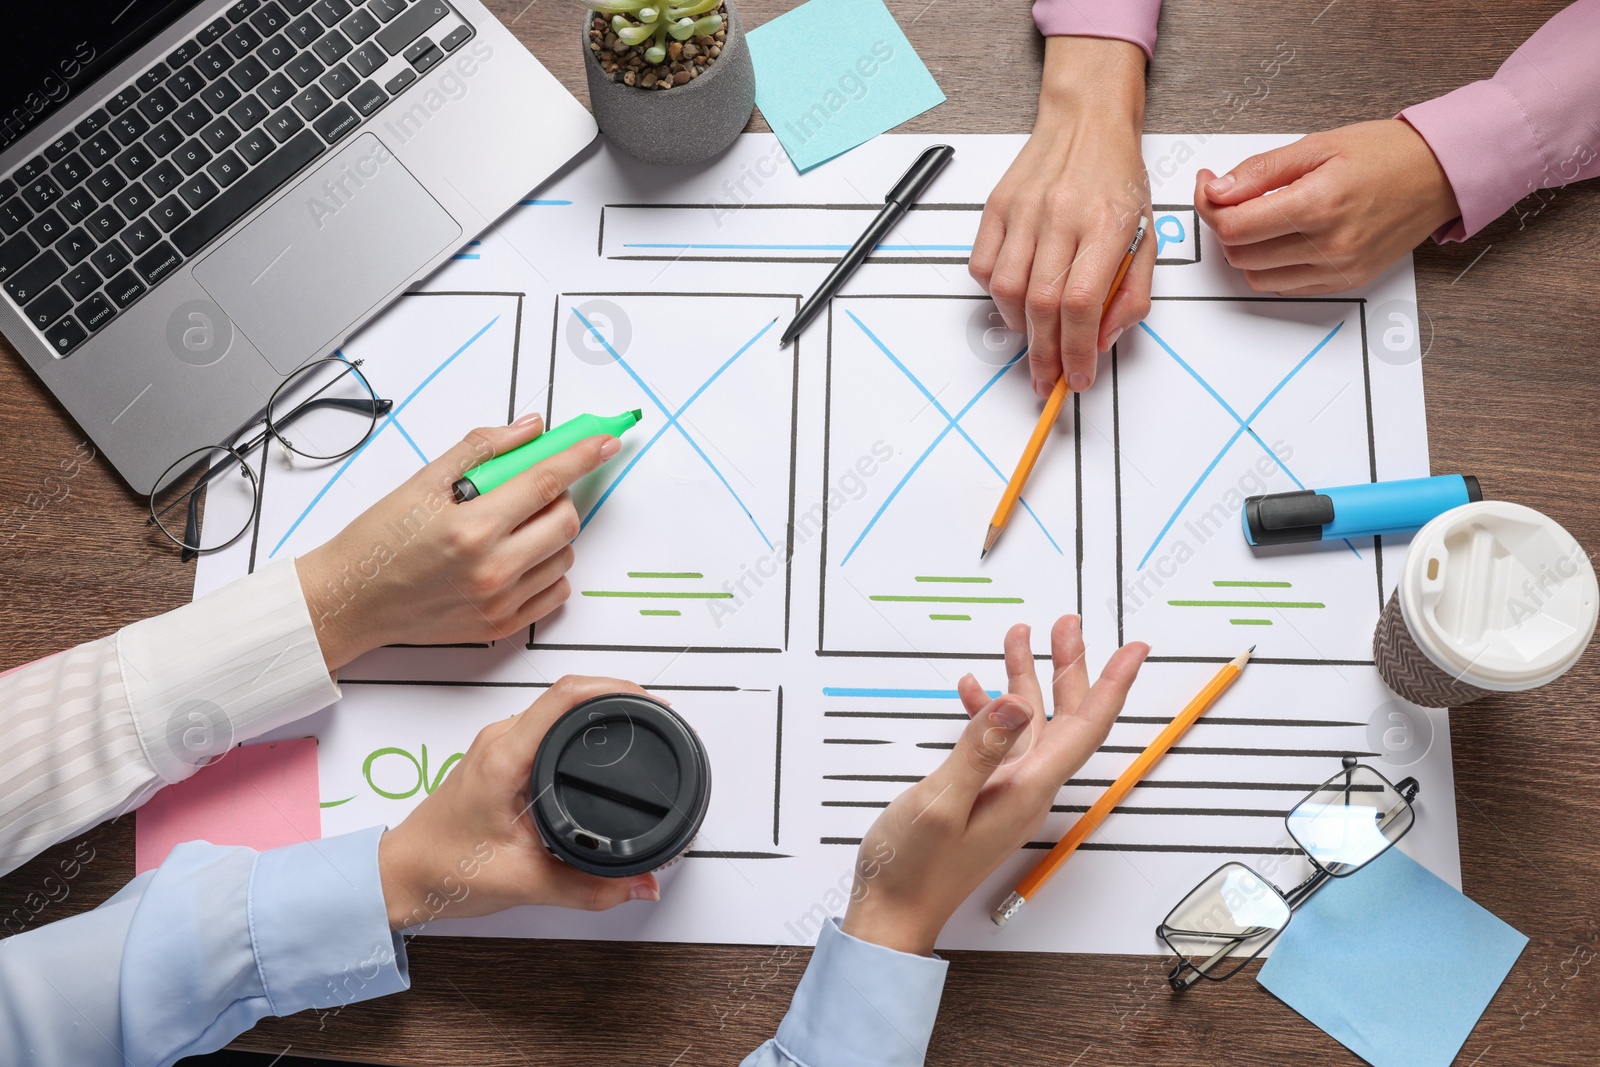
left=1258, top=848, right=1527, bottom=1067
left=746, top=0, right=945, bottom=171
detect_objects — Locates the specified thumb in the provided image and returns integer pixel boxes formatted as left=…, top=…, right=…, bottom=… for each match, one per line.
left=539, top=861, right=661, bottom=911
left=923, top=695, right=1034, bottom=809
left=435, top=413, right=545, bottom=483
left=1200, top=137, right=1333, bottom=204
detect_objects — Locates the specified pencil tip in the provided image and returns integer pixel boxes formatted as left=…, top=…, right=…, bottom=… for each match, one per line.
left=1248, top=645, right=1256, bottom=654
left=981, top=525, right=1002, bottom=557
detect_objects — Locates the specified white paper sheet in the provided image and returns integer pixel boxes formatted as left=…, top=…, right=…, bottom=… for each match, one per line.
left=196, top=134, right=1458, bottom=954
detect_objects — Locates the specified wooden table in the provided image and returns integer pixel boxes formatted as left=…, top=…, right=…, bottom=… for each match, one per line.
left=4, top=1, right=1598, bottom=1063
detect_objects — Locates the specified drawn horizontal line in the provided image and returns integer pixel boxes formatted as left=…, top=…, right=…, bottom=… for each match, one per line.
left=639, top=609, right=681, bottom=616
left=823, top=687, right=998, bottom=699
left=622, top=242, right=975, bottom=252
left=1230, top=619, right=1274, bottom=626
left=1050, top=805, right=1290, bottom=818
left=929, top=614, right=971, bottom=621
left=603, top=202, right=985, bottom=212
left=822, top=801, right=890, bottom=808
left=1146, top=656, right=1376, bottom=666
left=1115, top=716, right=1364, bottom=727
left=870, top=595, right=1024, bottom=604
left=609, top=255, right=969, bottom=265
left=529, top=643, right=782, bottom=654
left=824, top=710, right=968, bottom=720
left=1060, top=779, right=1323, bottom=791
left=824, top=738, right=891, bottom=745
left=627, top=571, right=703, bottom=579
left=822, top=837, right=864, bottom=845
left=918, top=742, right=955, bottom=750
left=1214, top=580, right=1293, bottom=588
left=1098, top=746, right=1378, bottom=758
left=1021, top=842, right=1302, bottom=855
left=583, top=590, right=732, bottom=599
left=915, top=575, right=992, bottom=583
left=520, top=199, right=573, bottom=205
left=1168, top=600, right=1325, bottom=609
left=684, top=851, right=791, bottom=859
left=824, top=774, right=922, bottom=782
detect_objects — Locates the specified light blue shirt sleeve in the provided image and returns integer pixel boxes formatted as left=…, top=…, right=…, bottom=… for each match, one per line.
left=0, top=826, right=408, bottom=1067
left=742, top=918, right=948, bottom=1067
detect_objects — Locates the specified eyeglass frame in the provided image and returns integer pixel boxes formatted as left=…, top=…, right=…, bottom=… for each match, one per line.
left=146, top=355, right=394, bottom=561
left=1157, top=756, right=1421, bottom=991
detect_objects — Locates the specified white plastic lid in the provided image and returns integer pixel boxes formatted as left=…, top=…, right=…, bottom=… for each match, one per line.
left=1399, top=501, right=1598, bottom=691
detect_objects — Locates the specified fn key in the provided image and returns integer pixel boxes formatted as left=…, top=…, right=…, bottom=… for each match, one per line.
left=45, top=315, right=88, bottom=355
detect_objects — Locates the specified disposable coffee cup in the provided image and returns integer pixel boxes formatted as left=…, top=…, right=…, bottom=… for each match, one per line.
left=1374, top=501, right=1597, bottom=707
left=530, top=693, right=711, bottom=877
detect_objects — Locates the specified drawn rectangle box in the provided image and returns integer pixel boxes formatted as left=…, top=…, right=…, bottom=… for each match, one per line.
left=1112, top=297, right=1382, bottom=664
left=530, top=292, right=800, bottom=654
left=819, top=295, right=1082, bottom=659
left=599, top=203, right=980, bottom=264
left=1151, top=203, right=1201, bottom=265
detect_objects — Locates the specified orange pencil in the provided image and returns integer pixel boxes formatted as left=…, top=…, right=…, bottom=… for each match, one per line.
left=991, top=645, right=1253, bottom=927
left=982, top=215, right=1148, bottom=558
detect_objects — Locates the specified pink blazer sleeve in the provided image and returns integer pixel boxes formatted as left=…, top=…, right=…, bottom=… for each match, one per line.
left=1031, top=0, right=1161, bottom=59
left=1401, top=0, right=1600, bottom=242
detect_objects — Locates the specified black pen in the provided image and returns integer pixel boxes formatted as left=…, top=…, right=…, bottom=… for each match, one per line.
left=778, top=144, right=955, bottom=349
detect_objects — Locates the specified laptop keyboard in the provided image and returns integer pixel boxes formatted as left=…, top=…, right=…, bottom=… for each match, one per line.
left=0, top=0, right=475, bottom=357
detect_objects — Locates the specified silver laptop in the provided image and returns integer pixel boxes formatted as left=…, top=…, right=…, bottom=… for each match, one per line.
left=0, top=0, right=596, bottom=494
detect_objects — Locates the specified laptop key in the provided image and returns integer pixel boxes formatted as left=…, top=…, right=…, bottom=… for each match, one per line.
left=264, top=107, right=305, bottom=141
left=223, top=25, right=264, bottom=58
left=167, top=40, right=202, bottom=68
left=82, top=131, right=121, bottom=167
left=173, top=140, right=214, bottom=175
left=179, top=174, right=220, bottom=209
left=50, top=153, right=91, bottom=191
left=58, top=189, right=97, bottom=225
left=229, top=93, right=270, bottom=130
left=366, top=0, right=405, bottom=23
left=75, top=109, right=111, bottom=139
left=378, top=1, right=449, bottom=55
left=313, top=101, right=360, bottom=143
left=145, top=120, right=184, bottom=157
left=207, top=150, right=247, bottom=187
left=115, top=144, right=157, bottom=180
left=341, top=8, right=380, bottom=44
left=78, top=293, right=116, bottom=332
left=151, top=198, right=191, bottom=233
left=348, top=41, right=385, bottom=76
left=286, top=52, right=326, bottom=87
left=55, top=228, right=96, bottom=266
left=112, top=183, right=156, bottom=220
left=229, top=0, right=263, bottom=21
left=25, top=286, right=72, bottom=329
left=44, top=314, right=88, bottom=356
left=292, top=85, right=332, bottom=120
left=90, top=239, right=131, bottom=276
left=258, top=73, right=296, bottom=109
left=62, top=262, right=100, bottom=301
left=108, top=113, right=150, bottom=146
left=3, top=250, right=66, bottom=304
left=166, top=66, right=206, bottom=102
left=0, top=233, right=39, bottom=283
left=407, top=41, right=442, bottom=73
left=252, top=1, right=291, bottom=34
left=45, top=133, right=80, bottom=162
left=137, top=88, right=178, bottom=123
left=85, top=167, right=127, bottom=201
left=284, top=0, right=316, bottom=12
left=0, top=198, right=32, bottom=236
left=196, top=44, right=235, bottom=80
left=237, top=128, right=275, bottom=165
left=258, top=33, right=295, bottom=68
left=21, top=177, right=64, bottom=212
left=348, top=80, right=386, bottom=116
left=172, top=128, right=321, bottom=256
left=287, top=13, right=323, bottom=48
left=145, top=160, right=183, bottom=197
left=313, top=30, right=353, bottom=64
left=230, top=54, right=270, bottom=91
left=200, top=116, right=242, bottom=152
left=384, top=68, right=416, bottom=95
left=0, top=178, right=13, bottom=200
left=108, top=85, right=142, bottom=115
left=313, top=0, right=353, bottom=26
left=17, top=157, right=50, bottom=184
left=86, top=207, right=125, bottom=243
left=440, top=24, right=471, bottom=51
left=202, top=78, right=243, bottom=113
left=105, top=270, right=147, bottom=307
left=26, top=209, right=67, bottom=245
left=121, top=217, right=160, bottom=255
left=198, top=16, right=232, bottom=44
left=319, top=61, right=358, bottom=99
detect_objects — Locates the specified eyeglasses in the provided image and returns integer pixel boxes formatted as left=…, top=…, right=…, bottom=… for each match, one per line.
left=1157, top=756, right=1420, bottom=991
left=147, top=355, right=393, bottom=560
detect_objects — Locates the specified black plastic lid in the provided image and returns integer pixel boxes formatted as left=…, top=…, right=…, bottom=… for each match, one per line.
left=530, top=693, right=711, bottom=877
left=1243, top=489, right=1335, bottom=546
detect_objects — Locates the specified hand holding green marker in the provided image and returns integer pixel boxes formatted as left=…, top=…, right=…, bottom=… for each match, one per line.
left=452, top=410, right=643, bottom=503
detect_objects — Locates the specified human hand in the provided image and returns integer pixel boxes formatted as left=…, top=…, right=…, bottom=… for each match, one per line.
left=296, top=414, right=620, bottom=670
left=1196, top=119, right=1460, bottom=294
left=377, top=675, right=661, bottom=929
left=839, top=616, right=1149, bottom=955
left=970, top=36, right=1154, bottom=399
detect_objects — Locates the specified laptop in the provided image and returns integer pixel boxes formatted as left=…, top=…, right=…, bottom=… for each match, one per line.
left=0, top=0, right=596, bottom=494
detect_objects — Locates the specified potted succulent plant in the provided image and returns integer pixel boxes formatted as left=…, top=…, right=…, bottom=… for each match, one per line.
left=584, top=0, right=756, bottom=166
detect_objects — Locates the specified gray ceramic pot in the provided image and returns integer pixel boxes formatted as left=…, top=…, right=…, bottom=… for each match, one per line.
left=583, top=4, right=755, bottom=167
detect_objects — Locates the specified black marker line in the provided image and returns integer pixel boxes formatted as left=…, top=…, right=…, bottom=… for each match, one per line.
left=824, top=710, right=968, bottom=720
left=783, top=294, right=802, bottom=653
left=824, top=774, right=922, bottom=782
left=608, top=255, right=972, bottom=266
left=816, top=303, right=835, bottom=653
left=773, top=686, right=783, bottom=847
left=686, top=851, right=791, bottom=860
left=1097, top=745, right=1378, bottom=758
left=528, top=643, right=783, bottom=654
left=822, top=800, right=890, bottom=808
left=1116, top=716, right=1363, bottom=727
left=1112, top=343, right=1124, bottom=646
left=827, top=738, right=893, bottom=745
left=1074, top=388, right=1084, bottom=616
left=1050, top=805, right=1290, bottom=817
left=506, top=292, right=524, bottom=426
left=599, top=201, right=986, bottom=212
left=1021, top=842, right=1302, bottom=855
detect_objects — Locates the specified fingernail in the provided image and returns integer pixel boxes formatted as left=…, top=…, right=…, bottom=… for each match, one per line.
left=1033, top=377, right=1050, bottom=400
left=1105, top=328, right=1123, bottom=352
left=598, top=436, right=621, bottom=460
left=989, top=701, right=1029, bottom=731
left=630, top=882, right=660, bottom=902
left=513, top=412, right=542, bottom=429
left=1069, top=372, right=1092, bottom=392
left=1208, top=173, right=1236, bottom=195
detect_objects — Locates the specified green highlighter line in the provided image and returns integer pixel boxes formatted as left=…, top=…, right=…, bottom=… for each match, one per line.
left=452, top=410, right=643, bottom=503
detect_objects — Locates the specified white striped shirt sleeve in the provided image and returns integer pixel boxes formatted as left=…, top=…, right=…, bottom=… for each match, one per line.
left=0, top=558, right=341, bottom=876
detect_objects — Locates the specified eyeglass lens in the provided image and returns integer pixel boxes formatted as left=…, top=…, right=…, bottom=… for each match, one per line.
left=1285, top=763, right=1415, bottom=876
left=1159, top=862, right=1292, bottom=982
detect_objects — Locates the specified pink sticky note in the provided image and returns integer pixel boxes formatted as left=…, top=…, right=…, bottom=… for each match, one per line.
left=136, top=737, right=321, bottom=874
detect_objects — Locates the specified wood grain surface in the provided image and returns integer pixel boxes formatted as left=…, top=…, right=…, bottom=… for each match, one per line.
left=3, top=2, right=1598, bottom=1064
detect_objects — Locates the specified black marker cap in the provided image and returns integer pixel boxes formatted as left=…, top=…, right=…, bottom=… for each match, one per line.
left=1243, top=489, right=1336, bottom=546
left=530, top=693, right=711, bottom=877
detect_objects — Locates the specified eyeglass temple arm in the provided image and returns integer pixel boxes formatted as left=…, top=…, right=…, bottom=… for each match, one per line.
left=271, top=395, right=394, bottom=435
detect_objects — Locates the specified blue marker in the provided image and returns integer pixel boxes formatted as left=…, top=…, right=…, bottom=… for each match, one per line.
left=1243, top=475, right=1482, bottom=546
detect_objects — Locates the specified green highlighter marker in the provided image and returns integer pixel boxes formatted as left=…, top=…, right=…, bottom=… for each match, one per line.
left=452, top=410, right=643, bottom=503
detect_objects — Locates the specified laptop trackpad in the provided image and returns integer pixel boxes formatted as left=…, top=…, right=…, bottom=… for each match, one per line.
left=194, top=133, right=460, bottom=374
